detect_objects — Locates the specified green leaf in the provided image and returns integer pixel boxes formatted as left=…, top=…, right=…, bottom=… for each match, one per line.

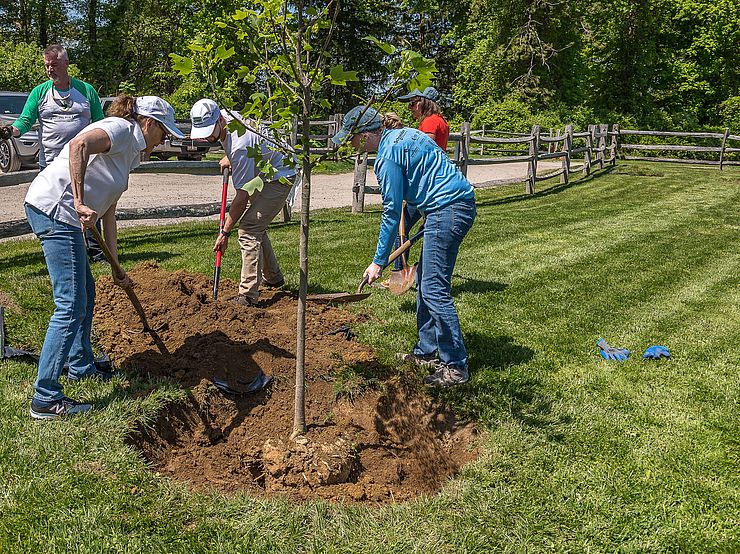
left=215, top=45, right=236, bottom=61
left=329, top=65, right=359, bottom=86
left=236, top=176, right=264, bottom=195
left=363, top=35, right=396, bottom=55
left=186, top=43, right=209, bottom=53
left=169, top=54, right=193, bottom=76
left=232, top=9, right=248, bottom=20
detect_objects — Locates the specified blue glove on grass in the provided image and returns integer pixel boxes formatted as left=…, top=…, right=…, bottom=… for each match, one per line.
left=643, top=345, right=670, bottom=359
left=597, top=338, right=630, bottom=361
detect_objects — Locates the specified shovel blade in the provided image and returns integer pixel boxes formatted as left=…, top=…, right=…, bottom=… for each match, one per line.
left=388, top=265, right=417, bottom=296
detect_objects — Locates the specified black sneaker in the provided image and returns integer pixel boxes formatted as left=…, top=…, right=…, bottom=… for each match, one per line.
left=30, top=397, right=93, bottom=420
left=67, top=362, right=118, bottom=383
left=90, top=253, right=110, bottom=265
left=422, top=363, right=470, bottom=387
left=395, top=352, right=438, bottom=369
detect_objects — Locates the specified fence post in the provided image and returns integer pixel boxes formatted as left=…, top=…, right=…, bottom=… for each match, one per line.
left=597, top=124, right=606, bottom=169
left=719, top=127, right=730, bottom=170
left=351, top=152, right=368, bottom=213
left=527, top=124, right=540, bottom=194
left=583, top=125, right=594, bottom=176
left=460, top=122, right=471, bottom=177
left=609, top=123, right=619, bottom=165
left=561, top=124, right=573, bottom=185
left=480, top=125, right=485, bottom=155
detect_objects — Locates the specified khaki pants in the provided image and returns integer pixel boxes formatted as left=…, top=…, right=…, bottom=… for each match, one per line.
left=237, top=179, right=293, bottom=300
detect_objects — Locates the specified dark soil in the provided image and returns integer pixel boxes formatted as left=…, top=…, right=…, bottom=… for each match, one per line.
left=94, top=262, right=479, bottom=504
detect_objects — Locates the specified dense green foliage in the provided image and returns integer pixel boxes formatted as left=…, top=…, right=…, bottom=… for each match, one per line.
left=0, top=162, right=737, bottom=551
left=0, top=1, right=738, bottom=125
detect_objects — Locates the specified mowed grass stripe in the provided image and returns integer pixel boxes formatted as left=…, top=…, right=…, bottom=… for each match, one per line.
left=0, top=162, right=737, bottom=552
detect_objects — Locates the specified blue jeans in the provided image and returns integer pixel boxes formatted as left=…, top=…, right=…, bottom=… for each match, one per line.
left=414, top=200, right=476, bottom=369
left=25, top=204, right=96, bottom=404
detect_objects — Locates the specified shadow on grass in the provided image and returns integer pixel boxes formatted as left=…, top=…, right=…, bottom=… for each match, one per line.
left=475, top=166, right=614, bottom=209
left=427, top=331, right=568, bottom=434
left=395, top=277, right=507, bottom=313
left=451, top=275, right=508, bottom=295
left=0, top=249, right=46, bottom=272
left=113, top=251, right=180, bottom=265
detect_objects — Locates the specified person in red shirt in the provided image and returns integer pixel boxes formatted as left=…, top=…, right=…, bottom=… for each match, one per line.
left=384, top=87, right=451, bottom=278
left=398, top=86, right=449, bottom=150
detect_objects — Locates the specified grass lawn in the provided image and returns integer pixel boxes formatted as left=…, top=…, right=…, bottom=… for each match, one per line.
left=0, top=161, right=737, bottom=552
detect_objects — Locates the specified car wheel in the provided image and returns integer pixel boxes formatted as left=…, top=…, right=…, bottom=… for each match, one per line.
left=0, top=139, right=21, bottom=173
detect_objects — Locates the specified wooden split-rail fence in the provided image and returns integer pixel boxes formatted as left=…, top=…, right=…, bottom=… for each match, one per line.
left=1, top=116, right=738, bottom=235
left=352, top=123, right=618, bottom=212
left=351, top=123, right=739, bottom=212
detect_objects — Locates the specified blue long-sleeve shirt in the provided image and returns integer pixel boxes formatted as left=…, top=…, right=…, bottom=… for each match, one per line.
left=372, top=127, right=475, bottom=266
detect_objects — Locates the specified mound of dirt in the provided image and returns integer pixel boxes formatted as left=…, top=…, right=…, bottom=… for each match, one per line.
left=94, top=262, right=479, bottom=503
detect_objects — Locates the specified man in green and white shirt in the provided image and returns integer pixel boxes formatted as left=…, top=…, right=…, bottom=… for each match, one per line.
left=1, top=44, right=106, bottom=261
left=4, top=44, right=104, bottom=168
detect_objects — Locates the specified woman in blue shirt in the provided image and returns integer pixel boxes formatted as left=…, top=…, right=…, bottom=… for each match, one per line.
left=332, top=106, right=476, bottom=387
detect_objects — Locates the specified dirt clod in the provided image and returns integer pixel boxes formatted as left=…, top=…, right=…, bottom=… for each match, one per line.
left=95, top=263, right=478, bottom=504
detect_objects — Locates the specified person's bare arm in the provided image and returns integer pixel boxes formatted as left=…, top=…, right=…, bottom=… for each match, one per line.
left=68, top=128, right=112, bottom=229
left=100, top=203, right=132, bottom=288
left=213, top=188, right=249, bottom=254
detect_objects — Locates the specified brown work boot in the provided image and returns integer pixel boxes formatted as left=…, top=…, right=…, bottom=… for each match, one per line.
left=233, top=294, right=257, bottom=307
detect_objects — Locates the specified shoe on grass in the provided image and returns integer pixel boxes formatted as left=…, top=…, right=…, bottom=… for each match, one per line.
left=67, top=362, right=117, bottom=383
left=395, top=352, right=438, bottom=369
left=423, top=363, right=470, bottom=387
left=30, top=397, right=93, bottom=420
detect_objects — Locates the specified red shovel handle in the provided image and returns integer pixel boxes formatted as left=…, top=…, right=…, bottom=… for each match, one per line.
left=213, top=168, right=230, bottom=299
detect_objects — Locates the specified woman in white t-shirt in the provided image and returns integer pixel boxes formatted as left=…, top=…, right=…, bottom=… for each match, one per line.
left=24, top=94, right=184, bottom=420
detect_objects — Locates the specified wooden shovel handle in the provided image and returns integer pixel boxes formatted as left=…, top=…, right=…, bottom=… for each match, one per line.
left=88, top=225, right=151, bottom=331
left=357, top=226, right=425, bottom=293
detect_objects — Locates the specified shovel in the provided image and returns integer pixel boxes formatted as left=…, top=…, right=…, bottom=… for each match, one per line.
left=388, top=204, right=417, bottom=296
left=88, top=226, right=169, bottom=354
left=211, top=368, right=273, bottom=395
left=212, top=167, right=230, bottom=300
left=308, top=227, right=424, bottom=303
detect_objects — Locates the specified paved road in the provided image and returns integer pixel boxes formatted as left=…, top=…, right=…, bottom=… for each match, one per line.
left=0, top=161, right=559, bottom=237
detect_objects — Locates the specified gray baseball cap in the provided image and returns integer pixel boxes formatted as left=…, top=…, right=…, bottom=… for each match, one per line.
left=331, top=106, right=382, bottom=145
left=398, top=86, right=440, bottom=102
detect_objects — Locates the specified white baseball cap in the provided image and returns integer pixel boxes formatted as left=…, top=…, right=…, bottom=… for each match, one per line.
left=190, top=99, right=222, bottom=139
left=134, top=96, right=185, bottom=138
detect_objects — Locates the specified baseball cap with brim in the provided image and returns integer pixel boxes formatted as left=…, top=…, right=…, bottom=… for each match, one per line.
left=135, top=96, right=184, bottom=138
left=398, top=86, right=440, bottom=102
left=190, top=99, right=221, bottom=139
left=331, top=105, right=382, bottom=145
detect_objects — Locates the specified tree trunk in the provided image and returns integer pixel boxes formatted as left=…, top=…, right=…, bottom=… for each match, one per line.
left=292, top=111, right=312, bottom=439
left=38, top=0, right=48, bottom=47
left=88, top=0, right=98, bottom=45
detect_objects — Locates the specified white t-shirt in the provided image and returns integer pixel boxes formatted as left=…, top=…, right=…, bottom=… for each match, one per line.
left=25, top=117, right=146, bottom=227
left=221, top=111, right=296, bottom=190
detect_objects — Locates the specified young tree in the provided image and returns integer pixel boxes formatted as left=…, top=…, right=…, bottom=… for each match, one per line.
left=171, top=0, right=435, bottom=437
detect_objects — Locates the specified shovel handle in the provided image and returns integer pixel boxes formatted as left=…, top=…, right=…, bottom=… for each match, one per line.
left=213, top=167, right=230, bottom=300
left=88, top=225, right=152, bottom=331
left=357, top=226, right=425, bottom=292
